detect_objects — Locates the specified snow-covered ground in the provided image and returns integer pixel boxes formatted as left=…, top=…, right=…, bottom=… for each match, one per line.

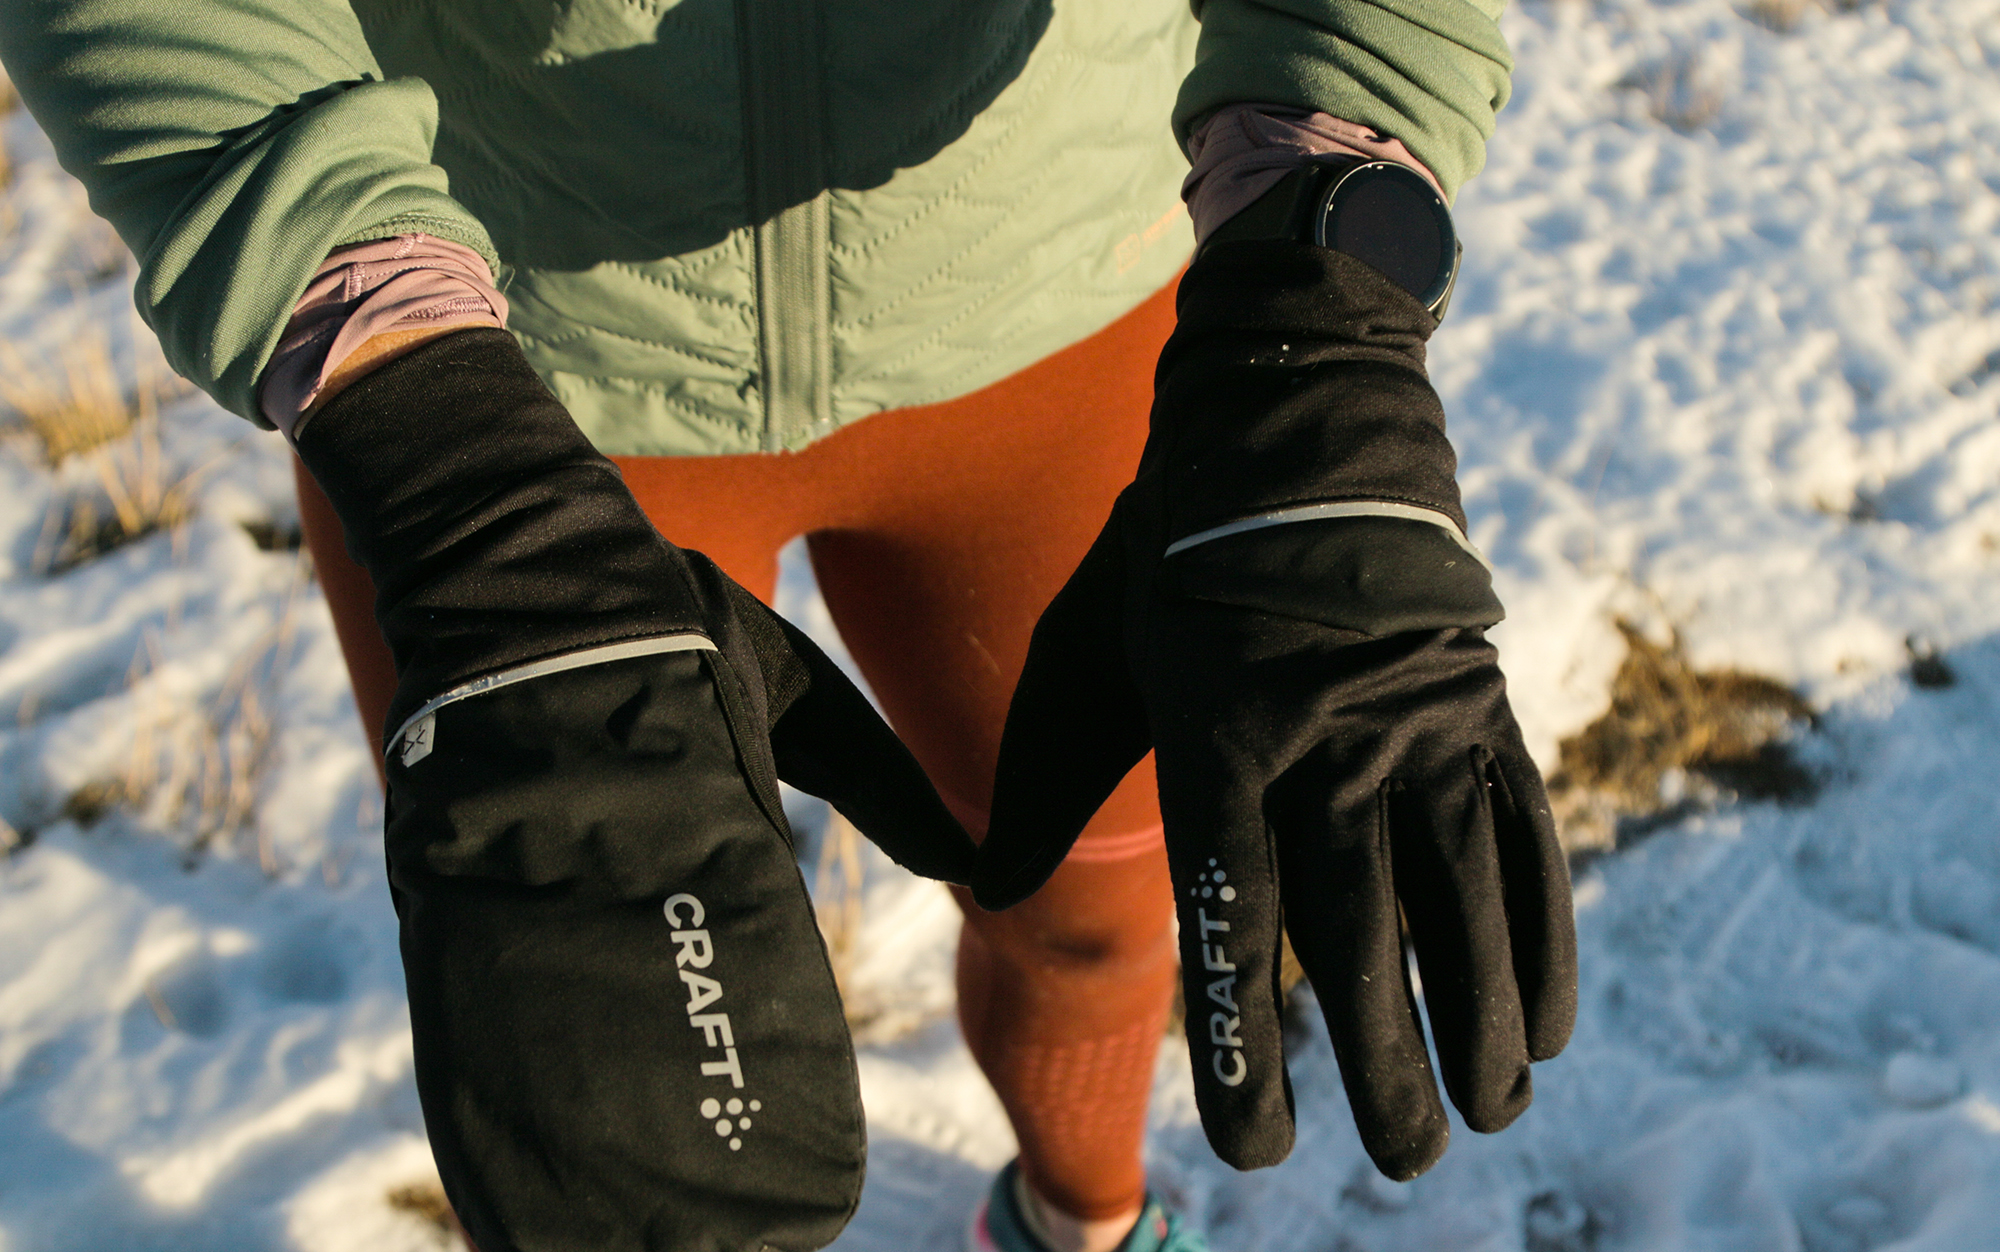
left=2, top=0, right=1999, bottom=1245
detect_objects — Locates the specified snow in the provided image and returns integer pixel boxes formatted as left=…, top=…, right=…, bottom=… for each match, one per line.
left=2, top=0, right=1999, bottom=1245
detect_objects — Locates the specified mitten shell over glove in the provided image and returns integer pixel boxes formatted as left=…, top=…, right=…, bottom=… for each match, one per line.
left=298, top=330, right=975, bottom=1252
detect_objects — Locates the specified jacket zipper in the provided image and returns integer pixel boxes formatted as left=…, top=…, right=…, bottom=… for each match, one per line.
left=736, top=0, right=833, bottom=451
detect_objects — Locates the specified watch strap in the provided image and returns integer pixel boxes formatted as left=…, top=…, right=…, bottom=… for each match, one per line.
left=1197, top=160, right=1360, bottom=259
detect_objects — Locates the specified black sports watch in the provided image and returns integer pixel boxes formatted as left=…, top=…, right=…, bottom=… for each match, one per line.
left=1200, top=158, right=1461, bottom=321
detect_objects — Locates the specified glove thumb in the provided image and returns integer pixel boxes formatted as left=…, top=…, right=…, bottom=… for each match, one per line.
left=975, top=519, right=1150, bottom=910
left=708, top=564, right=977, bottom=886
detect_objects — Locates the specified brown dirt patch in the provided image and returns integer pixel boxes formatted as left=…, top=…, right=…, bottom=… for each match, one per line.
left=1550, top=620, right=1816, bottom=858
left=387, top=1179, right=469, bottom=1246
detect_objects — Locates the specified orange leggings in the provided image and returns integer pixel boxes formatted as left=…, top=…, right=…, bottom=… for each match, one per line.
left=296, top=282, right=1182, bottom=1222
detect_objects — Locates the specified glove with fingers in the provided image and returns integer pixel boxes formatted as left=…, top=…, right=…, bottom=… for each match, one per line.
left=971, top=238, right=1576, bottom=1181
left=295, top=329, right=975, bottom=1252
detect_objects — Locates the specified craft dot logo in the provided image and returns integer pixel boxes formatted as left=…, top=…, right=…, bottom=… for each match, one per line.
left=1188, top=858, right=1238, bottom=903
left=700, top=1096, right=763, bottom=1151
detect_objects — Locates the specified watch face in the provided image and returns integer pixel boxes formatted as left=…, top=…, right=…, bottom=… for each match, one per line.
left=1313, top=163, right=1458, bottom=313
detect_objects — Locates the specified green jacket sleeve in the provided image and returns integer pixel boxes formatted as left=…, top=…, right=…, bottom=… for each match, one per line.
left=0, top=1, right=498, bottom=425
left=1175, top=0, right=1513, bottom=200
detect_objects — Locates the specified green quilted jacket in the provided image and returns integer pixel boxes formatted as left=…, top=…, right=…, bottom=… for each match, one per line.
left=0, top=0, right=1511, bottom=456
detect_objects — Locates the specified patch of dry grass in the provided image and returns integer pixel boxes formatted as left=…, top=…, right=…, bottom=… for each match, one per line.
left=1745, top=0, right=1816, bottom=31
left=0, top=331, right=135, bottom=462
left=814, top=811, right=878, bottom=1029
left=34, top=419, right=198, bottom=574
left=386, top=1179, right=470, bottom=1247
left=1549, top=620, right=1815, bottom=857
left=3, top=319, right=207, bottom=572
left=63, top=557, right=309, bottom=872
left=1621, top=52, right=1726, bottom=131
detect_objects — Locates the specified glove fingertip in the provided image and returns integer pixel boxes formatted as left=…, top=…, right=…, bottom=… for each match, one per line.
left=1367, top=1120, right=1449, bottom=1183
left=1346, top=1064, right=1450, bottom=1181
left=1208, top=1117, right=1297, bottom=1172
left=1458, top=1063, right=1533, bottom=1135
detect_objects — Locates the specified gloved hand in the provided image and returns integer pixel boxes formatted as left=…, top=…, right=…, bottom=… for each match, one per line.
left=971, top=243, right=1576, bottom=1181
left=294, top=329, right=975, bottom=1252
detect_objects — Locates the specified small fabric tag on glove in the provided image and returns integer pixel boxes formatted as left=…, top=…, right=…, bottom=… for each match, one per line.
left=400, top=713, right=436, bottom=766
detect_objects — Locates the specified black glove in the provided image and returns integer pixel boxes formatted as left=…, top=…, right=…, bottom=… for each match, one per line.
left=295, top=329, right=975, bottom=1252
left=971, top=244, right=1576, bottom=1181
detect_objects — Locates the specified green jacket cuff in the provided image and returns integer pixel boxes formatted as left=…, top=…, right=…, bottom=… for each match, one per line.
left=1175, top=0, right=1514, bottom=200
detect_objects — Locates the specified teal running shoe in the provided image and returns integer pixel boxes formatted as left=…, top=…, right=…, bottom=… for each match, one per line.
left=967, top=1161, right=1209, bottom=1252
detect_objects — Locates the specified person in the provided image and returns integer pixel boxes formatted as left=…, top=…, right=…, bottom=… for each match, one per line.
left=0, top=3, right=1577, bottom=1251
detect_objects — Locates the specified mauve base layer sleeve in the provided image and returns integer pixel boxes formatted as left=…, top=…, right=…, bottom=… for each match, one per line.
left=259, top=235, right=508, bottom=438
left=1182, top=106, right=1445, bottom=244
